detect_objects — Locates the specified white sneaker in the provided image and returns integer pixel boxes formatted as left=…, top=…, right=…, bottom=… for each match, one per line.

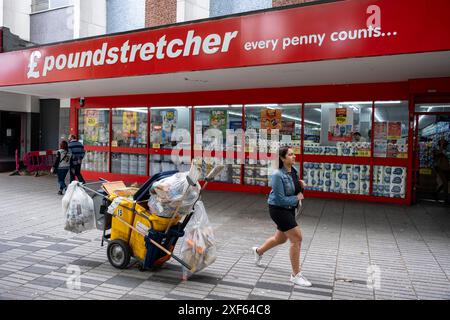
left=252, top=247, right=263, bottom=266
left=290, top=272, right=312, bottom=287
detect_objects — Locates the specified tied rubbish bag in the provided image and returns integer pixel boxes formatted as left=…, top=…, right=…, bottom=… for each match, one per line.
left=62, top=181, right=95, bottom=233
left=148, top=172, right=200, bottom=217
left=181, top=201, right=216, bottom=276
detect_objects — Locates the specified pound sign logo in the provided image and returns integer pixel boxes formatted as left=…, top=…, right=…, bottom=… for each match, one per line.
left=27, top=51, right=41, bottom=79
left=367, top=265, right=381, bottom=290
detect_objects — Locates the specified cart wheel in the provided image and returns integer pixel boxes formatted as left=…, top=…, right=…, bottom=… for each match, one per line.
left=107, top=240, right=131, bottom=269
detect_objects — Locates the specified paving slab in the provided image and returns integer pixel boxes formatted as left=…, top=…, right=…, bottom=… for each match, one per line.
left=0, top=173, right=449, bottom=300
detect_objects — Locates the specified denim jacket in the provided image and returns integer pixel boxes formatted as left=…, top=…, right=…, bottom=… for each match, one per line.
left=268, top=167, right=299, bottom=209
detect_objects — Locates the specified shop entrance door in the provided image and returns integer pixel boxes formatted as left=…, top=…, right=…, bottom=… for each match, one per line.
left=413, top=103, right=450, bottom=204
left=0, top=111, right=22, bottom=172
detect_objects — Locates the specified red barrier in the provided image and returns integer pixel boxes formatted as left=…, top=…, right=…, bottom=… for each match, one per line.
left=23, top=150, right=57, bottom=174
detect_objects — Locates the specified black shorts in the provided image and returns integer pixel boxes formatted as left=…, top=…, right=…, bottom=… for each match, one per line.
left=269, top=205, right=298, bottom=232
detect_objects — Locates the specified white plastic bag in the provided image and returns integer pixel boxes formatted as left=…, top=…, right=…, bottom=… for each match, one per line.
left=62, top=182, right=95, bottom=233
left=180, top=201, right=217, bottom=276
left=149, top=172, right=200, bottom=217
left=62, top=181, right=77, bottom=216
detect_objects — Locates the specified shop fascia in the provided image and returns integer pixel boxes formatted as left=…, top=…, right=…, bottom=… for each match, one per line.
left=27, top=29, right=239, bottom=79
left=169, top=125, right=282, bottom=166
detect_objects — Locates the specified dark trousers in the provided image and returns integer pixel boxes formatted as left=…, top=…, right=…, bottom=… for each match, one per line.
left=70, top=164, right=86, bottom=184
left=57, top=168, right=69, bottom=191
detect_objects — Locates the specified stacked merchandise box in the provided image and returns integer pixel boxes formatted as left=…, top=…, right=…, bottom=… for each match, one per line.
left=244, top=159, right=269, bottom=187
left=373, top=166, right=407, bottom=198
left=304, top=142, right=371, bottom=157
left=82, top=151, right=109, bottom=172
left=150, top=154, right=178, bottom=176
left=129, top=154, right=139, bottom=175
left=137, top=155, right=147, bottom=176
left=303, top=162, right=370, bottom=195
left=120, top=154, right=129, bottom=174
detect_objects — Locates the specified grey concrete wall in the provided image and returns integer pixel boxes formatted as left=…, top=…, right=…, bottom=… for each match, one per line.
left=107, top=0, right=145, bottom=34
left=210, top=0, right=271, bottom=17
left=30, top=6, right=73, bottom=44
left=39, top=99, right=60, bottom=150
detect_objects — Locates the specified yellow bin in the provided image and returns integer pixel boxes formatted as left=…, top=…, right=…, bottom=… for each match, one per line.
left=109, top=196, right=148, bottom=243
left=130, top=211, right=181, bottom=261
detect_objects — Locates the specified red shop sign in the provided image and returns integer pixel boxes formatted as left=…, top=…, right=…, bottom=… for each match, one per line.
left=0, top=0, right=449, bottom=87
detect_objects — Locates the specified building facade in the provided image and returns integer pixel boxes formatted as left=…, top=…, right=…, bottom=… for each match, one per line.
left=0, top=0, right=449, bottom=206
left=0, top=0, right=146, bottom=170
left=146, top=0, right=317, bottom=27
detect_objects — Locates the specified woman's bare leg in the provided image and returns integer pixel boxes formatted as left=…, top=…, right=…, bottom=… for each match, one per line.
left=257, top=230, right=287, bottom=255
left=284, top=226, right=303, bottom=276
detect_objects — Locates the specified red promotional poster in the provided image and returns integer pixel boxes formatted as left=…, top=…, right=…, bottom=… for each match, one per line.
left=328, top=108, right=353, bottom=142
left=280, top=121, right=295, bottom=135
left=261, top=109, right=282, bottom=132
left=387, top=122, right=402, bottom=140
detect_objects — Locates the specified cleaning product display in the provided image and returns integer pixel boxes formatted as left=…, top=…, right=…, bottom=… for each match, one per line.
left=149, top=155, right=190, bottom=176
left=372, top=166, right=407, bottom=198
left=111, top=153, right=148, bottom=175
left=180, top=201, right=217, bottom=275
left=81, top=151, right=109, bottom=172
left=304, top=142, right=371, bottom=157
left=303, top=162, right=370, bottom=195
left=191, top=157, right=242, bottom=184
left=62, top=181, right=95, bottom=233
left=244, top=158, right=276, bottom=187
left=148, top=172, right=201, bottom=217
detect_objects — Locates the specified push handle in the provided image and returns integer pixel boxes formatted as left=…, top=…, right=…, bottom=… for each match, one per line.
left=171, top=254, right=192, bottom=270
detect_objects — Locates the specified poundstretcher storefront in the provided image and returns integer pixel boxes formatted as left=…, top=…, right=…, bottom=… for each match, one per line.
left=1, top=0, right=450, bottom=205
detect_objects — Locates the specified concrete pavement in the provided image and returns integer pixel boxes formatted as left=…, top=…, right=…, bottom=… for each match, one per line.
left=0, top=172, right=449, bottom=300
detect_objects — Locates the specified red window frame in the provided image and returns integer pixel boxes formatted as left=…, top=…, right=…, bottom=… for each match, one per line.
left=71, top=82, right=415, bottom=204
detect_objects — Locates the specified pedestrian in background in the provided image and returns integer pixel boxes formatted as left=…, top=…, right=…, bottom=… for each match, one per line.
left=51, top=140, right=71, bottom=195
left=252, top=146, right=312, bottom=287
left=68, top=134, right=86, bottom=184
left=434, top=138, right=450, bottom=204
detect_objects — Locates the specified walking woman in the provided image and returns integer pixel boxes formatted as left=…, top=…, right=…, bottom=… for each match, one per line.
left=252, top=146, right=312, bottom=287
left=51, top=140, right=71, bottom=195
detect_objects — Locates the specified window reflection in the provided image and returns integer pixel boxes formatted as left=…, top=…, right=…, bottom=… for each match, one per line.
left=150, top=107, right=191, bottom=149
left=304, top=102, right=372, bottom=157
left=112, top=108, right=148, bottom=148
left=78, top=109, right=110, bottom=146
left=374, top=101, right=409, bottom=158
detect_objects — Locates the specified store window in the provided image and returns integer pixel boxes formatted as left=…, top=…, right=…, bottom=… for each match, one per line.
left=304, top=102, right=372, bottom=157
left=245, top=104, right=301, bottom=154
left=112, top=108, right=148, bottom=148
left=242, top=104, right=301, bottom=187
left=112, top=153, right=147, bottom=176
left=193, top=105, right=243, bottom=184
left=194, top=105, right=243, bottom=150
left=373, top=101, right=409, bottom=158
left=415, top=103, right=450, bottom=113
left=81, top=151, right=109, bottom=172
left=150, top=107, right=191, bottom=150
left=372, top=166, right=407, bottom=199
left=78, top=109, right=110, bottom=146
